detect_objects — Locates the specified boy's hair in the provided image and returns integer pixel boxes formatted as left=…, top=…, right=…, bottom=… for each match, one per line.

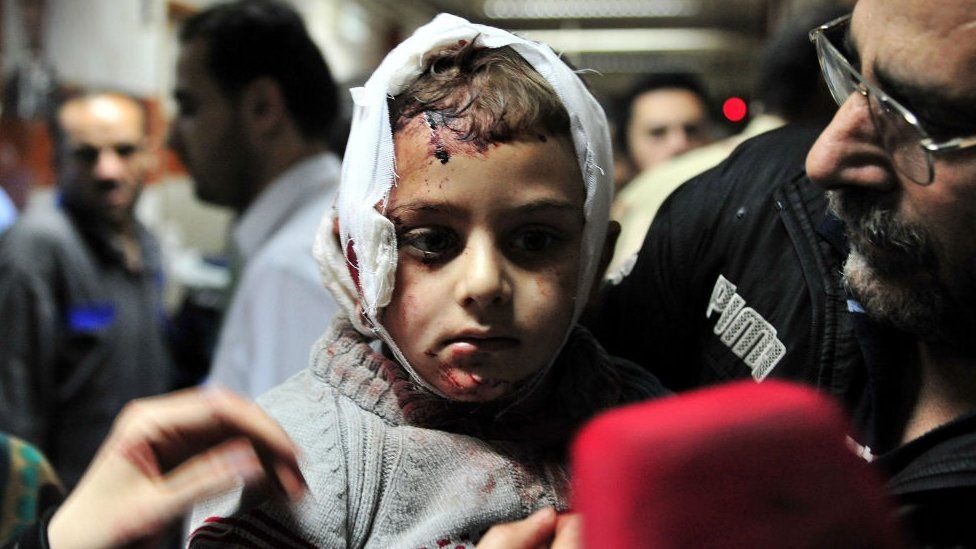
left=389, top=41, right=571, bottom=143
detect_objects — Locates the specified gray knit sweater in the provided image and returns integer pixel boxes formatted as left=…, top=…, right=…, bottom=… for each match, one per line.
left=188, top=315, right=666, bottom=548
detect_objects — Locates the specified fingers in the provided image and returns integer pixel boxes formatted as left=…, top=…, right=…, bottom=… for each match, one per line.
left=552, top=513, right=582, bottom=549
left=48, top=389, right=307, bottom=549
left=201, top=387, right=307, bottom=498
left=160, top=438, right=262, bottom=509
left=112, top=387, right=306, bottom=496
left=117, top=387, right=296, bottom=459
left=476, top=507, right=557, bottom=549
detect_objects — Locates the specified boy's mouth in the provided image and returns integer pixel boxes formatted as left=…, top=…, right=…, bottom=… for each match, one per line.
left=429, top=334, right=521, bottom=394
left=444, top=336, right=519, bottom=353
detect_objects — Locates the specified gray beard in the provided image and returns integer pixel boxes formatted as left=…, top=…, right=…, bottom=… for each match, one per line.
left=827, top=190, right=949, bottom=342
left=841, top=249, right=944, bottom=338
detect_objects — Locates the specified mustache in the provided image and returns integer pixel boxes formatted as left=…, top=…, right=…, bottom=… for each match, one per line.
left=826, top=189, right=936, bottom=273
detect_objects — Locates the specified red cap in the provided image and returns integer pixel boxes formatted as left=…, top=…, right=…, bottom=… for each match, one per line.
left=572, top=380, right=905, bottom=548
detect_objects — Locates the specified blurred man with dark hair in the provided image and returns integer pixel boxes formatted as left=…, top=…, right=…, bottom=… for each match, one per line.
left=0, top=91, right=175, bottom=489
left=168, top=0, right=342, bottom=397
left=616, top=72, right=714, bottom=181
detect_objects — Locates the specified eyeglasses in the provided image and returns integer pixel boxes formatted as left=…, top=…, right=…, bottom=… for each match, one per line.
left=808, top=14, right=976, bottom=185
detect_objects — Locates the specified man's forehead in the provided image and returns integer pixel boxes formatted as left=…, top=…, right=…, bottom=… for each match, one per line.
left=60, top=96, right=144, bottom=143
left=176, top=39, right=213, bottom=83
left=174, top=39, right=227, bottom=104
left=852, top=0, right=976, bottom=97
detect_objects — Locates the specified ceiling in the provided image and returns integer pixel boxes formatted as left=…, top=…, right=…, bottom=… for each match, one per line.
left=355, top=0, right=834, bottom=102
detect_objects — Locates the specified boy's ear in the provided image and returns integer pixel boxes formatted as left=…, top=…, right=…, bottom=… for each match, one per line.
left=240, top=77, right=286, bottom=141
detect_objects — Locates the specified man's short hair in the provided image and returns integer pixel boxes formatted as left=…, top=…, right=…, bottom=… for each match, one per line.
left=614, top=72, right=711, bottom=159
left=179, top=0, right=338, bottom=142
left=389, top=41, right=571, bottom=143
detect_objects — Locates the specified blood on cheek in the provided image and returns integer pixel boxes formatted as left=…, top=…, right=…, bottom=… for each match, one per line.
left=534, top=264, right=576, bottom=299
left=534, top=276, right=551, bottom=299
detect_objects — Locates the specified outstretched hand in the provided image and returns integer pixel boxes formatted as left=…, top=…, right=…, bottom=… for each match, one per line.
left=47, top=387, right=305, bottom=549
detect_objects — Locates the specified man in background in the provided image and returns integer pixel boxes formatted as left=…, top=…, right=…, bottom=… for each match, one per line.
left=614, top=72, right=714, bottom=189
left=0, top=91, right=174, bottom=488
left=168, top=0, right=341, bottom=397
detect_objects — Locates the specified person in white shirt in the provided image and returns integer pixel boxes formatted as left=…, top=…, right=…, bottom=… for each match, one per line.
left=167, top=0, right=341, bottom=397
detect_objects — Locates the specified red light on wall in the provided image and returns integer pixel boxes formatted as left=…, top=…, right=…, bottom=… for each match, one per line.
left=722, top=97, right=748, bottom=122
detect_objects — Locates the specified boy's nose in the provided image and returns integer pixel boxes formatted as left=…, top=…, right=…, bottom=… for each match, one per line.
left=456, top=236, right=512, bottom=309
left=806, top=92, right=898, bottom=192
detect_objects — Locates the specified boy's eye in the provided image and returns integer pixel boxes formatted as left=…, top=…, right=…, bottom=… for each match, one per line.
left=511, top=228, right=561, bottom=253
left=399, top=227, right=459, bottom=262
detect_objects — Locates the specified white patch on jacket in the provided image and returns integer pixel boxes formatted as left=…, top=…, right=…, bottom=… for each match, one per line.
left=706, top=274, right=785, bottom=380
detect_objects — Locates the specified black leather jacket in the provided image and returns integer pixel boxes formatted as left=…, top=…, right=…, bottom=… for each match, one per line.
left=586, top=124, right=863, bottom=406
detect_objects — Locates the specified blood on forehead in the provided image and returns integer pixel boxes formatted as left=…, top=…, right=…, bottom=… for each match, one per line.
left=392, top=111, right=558, bottom=182
left=392, top=111, right=497, bottom=169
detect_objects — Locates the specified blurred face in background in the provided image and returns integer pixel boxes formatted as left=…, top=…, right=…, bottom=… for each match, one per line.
left=169, top=38, right=253, bottom=211
left=626, top=88, right=712, bottom=172
left=58, top=94, right=149, bottom=229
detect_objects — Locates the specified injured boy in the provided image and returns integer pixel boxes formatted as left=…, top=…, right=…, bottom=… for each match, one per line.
left=188, top=14, right=667, bottom=548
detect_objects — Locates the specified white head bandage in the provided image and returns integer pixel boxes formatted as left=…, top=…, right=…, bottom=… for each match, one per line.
left=314, top=13, right=613, bottom=398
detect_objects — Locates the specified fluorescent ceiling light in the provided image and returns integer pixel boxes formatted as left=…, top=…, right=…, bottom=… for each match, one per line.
left=517, top=28, right=752, bottom=53
left=484, top=0, right=702, bottom=19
